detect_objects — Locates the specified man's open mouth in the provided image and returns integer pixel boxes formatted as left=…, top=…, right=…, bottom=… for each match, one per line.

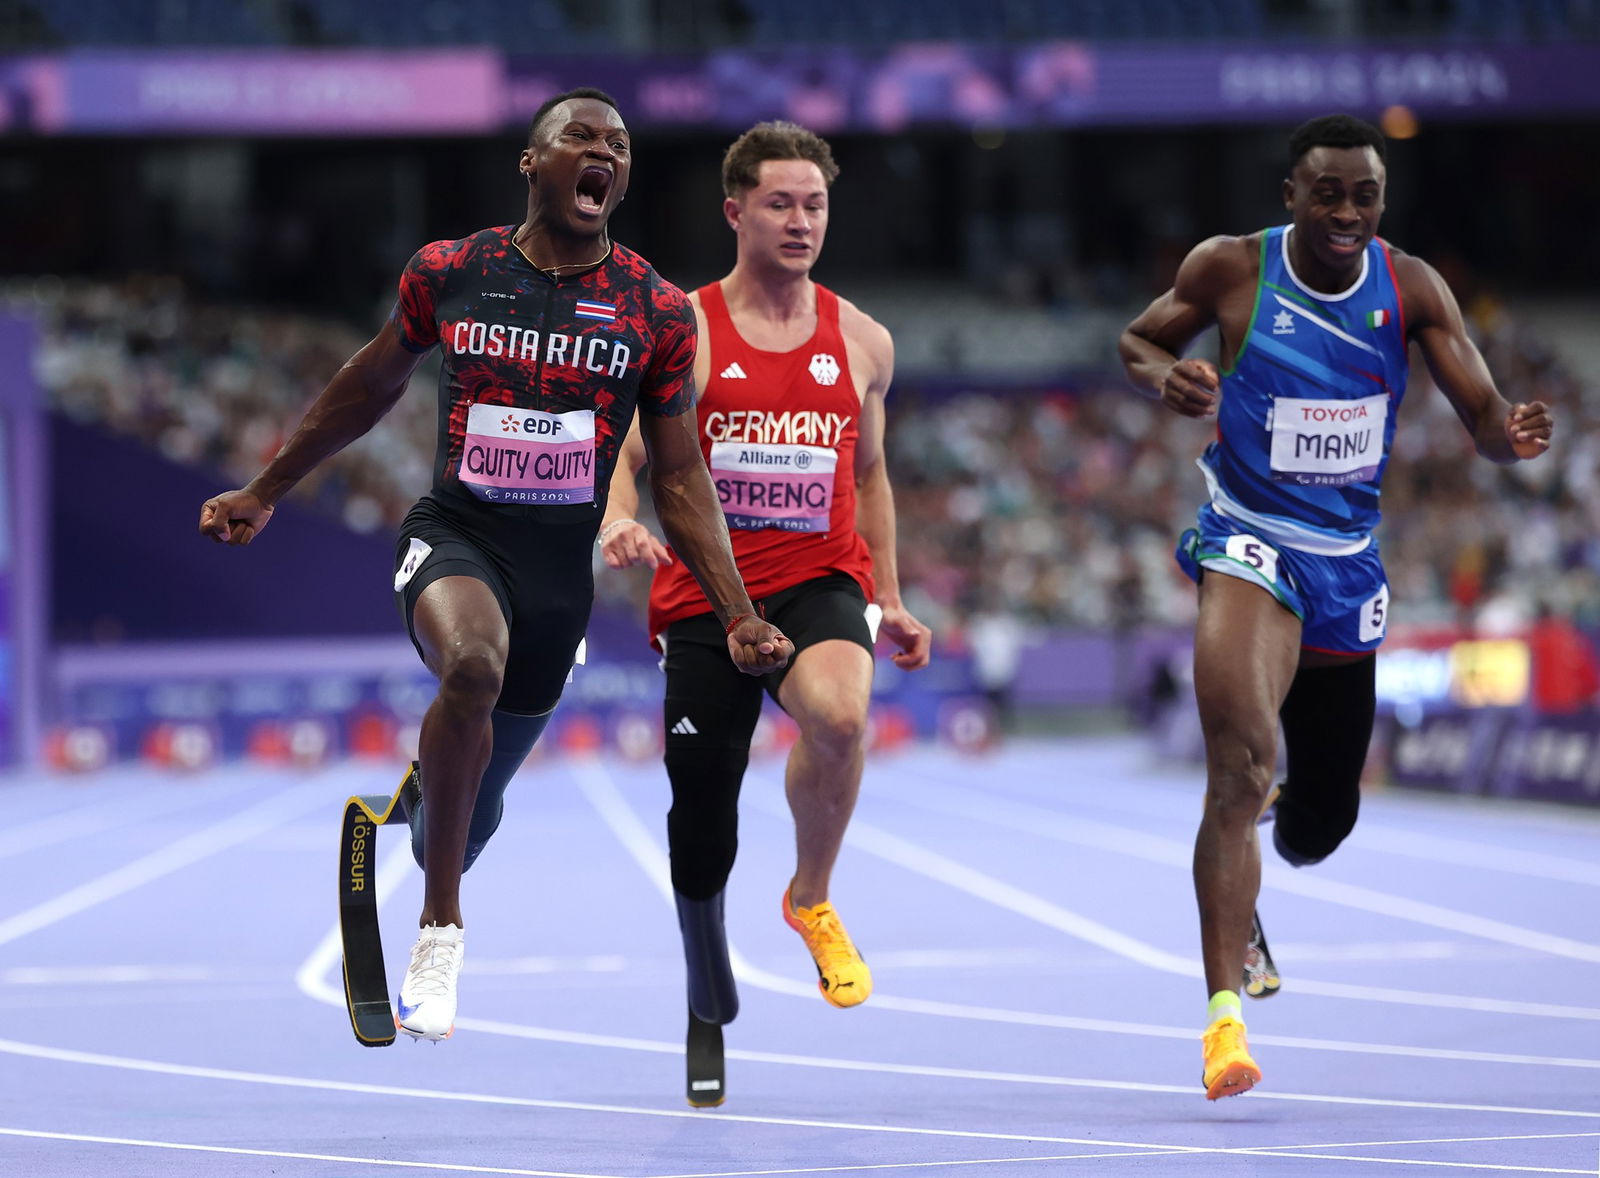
left=576, top=167, right=612, bottom=215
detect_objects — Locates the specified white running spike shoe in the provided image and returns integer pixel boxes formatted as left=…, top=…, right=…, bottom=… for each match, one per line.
left=396, top=923, right=464, bottom=1041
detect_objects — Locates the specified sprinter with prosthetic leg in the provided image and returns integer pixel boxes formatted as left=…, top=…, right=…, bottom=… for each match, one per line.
left=602, top=121, right=930, bottom=1104
left=203, top=88, right=790, bottom=1049
left=1119, top=113, right=1551, bottom=1099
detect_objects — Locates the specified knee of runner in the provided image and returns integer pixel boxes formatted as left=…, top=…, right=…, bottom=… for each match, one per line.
left=434, top=643, right=506, bottom=712
left=799, top=702, right=869, bottom=758
left=1203, top=737, right=1278, bottom=817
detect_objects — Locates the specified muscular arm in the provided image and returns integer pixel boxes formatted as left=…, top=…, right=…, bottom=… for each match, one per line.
left=639, top=402, right=755, bottom=629
left=854, top=391, right=900, bottom=601
left=199, top=326, right=426, bottom=543
left=1400, top=254, right=1552, bottom=463
left=1119, top=235, right=1254, bottom=418
left=599, top=294, right=711, bottom=569
left=851, top=325, right=903, bottom=609
left=846, top=308, right=931, bottom=669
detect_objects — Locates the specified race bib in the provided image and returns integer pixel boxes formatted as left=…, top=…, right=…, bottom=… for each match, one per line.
left=1224, top=534, right=1279, bottom=584
left=461, top=404, right=595, bottom=505
left=710, top=441, right=836, bottom=533
left=1359, top=584, right=1390, bottom=643
left=1269, top=394, right=1388, bottom=487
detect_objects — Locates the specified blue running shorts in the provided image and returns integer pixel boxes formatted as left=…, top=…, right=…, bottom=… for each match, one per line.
left=1176, top=503, right=1390, bottom=655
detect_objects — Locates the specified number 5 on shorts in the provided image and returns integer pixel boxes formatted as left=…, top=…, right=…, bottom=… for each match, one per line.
left=1224, top=534, right=1279, bottom=584
left=1360, top=583, right=1390, bottom=644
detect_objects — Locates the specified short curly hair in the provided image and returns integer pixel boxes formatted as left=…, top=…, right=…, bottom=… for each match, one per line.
left=721, top=121, right=840, bottom=199
left=1288, top=114, right=1387, bottom=171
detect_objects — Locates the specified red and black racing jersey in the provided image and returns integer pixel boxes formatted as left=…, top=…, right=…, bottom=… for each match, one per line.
left=391, top=225, right=694, bottom=517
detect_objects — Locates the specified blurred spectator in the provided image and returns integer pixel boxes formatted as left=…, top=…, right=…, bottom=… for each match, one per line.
left=1527, top=602, right=1600, bottom=714
left=12, top=275, right=435, bottom=536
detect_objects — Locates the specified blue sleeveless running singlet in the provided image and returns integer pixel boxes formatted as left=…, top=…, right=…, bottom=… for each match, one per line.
left=1199, top=224, right=1409, bottom=554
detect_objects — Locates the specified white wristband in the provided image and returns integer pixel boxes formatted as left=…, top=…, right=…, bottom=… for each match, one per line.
left=598, top=519, right=635, bottom=545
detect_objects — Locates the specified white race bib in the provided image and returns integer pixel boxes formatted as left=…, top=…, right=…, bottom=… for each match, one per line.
left=1269, top=394, right=1388, bottom=487
left=1224, top=534, right=1279, bottom=584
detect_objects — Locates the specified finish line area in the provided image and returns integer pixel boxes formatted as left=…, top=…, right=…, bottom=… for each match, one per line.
left=2, top=736, right=1597, bottom=1176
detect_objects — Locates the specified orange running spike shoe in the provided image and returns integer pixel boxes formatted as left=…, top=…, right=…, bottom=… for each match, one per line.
left=782, top=886, right=872, bottom=1008
left=1202, top=1016, right=1262, bottom=1100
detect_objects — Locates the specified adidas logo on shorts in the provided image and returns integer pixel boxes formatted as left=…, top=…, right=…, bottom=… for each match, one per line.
left=719, top=362, right=748, bottom=380
left=670, top=717, right=699, bottom=735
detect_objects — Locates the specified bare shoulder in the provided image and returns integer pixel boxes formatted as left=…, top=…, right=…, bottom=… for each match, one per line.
left=687, top=287, right=709, bottom=329
left=1386, top=245, right=1442, bottom=292
left=1384, top=245, right=1452, bottom=325
left=835, top=293, right=894, bottom=365
left=1182, top=233, right=1259, bottom=284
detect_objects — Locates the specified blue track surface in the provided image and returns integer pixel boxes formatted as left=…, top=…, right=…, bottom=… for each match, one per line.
left=2, top=736, right=1598, bottom=1176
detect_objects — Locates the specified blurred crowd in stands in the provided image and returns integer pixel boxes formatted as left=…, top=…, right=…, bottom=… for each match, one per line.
left=12, top=272, right=1599, bottom=658
left=10, top=0, right=1591, bottom=53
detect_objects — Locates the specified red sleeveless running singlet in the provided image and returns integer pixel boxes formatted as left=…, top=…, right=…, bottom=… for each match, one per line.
left=646, top=281, right=875, bottom=637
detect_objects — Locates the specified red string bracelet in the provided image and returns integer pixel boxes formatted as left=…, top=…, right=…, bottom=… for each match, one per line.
left=724, top=604, right=766, bottom=636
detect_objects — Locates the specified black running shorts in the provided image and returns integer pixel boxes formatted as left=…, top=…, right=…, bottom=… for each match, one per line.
left=393, top=492, right=594, bottom=714
left=661, top=572, right=875, bottom=710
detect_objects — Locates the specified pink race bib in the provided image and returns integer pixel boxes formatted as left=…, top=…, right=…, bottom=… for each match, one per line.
left=709, top=441, right=836, bottom=533
left=462, top=404, right=595, bottom=505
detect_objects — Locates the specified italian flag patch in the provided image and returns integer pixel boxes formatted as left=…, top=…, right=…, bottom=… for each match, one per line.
left=1367, top=309, right=1390, bottom=328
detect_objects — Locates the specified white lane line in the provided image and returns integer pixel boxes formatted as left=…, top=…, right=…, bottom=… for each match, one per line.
left=1260, top=942, right=1524, bottom=964
left=445, top=1007, right=1600, bottom=1112
left=1353, top=827, right=1600, bottom=888
left=0, top=781, right=242, bottom=861
left=1260, top=870, right=1600, bottom=964
left=5, top=958, right=628, bottom=987
left=639, top=1154, right=1203, bottom=1178
left=14, top=1128, right=1581, bottom=1178
left=1, top=964, right=234, bottom=985
left=569, top=761, right=1600, bottom=1080
left=21, top=1034, right=1595, bottom=1172
left=11, top=1031, right=1598, bottom=1161
left=845, top=815, right=1196, bottom=974
left=0, top=778, right=336, bottom=948
left=283, top=760, right=1600, bottom=1119
left=864, top=774, right=1600, bottom=983
left=2, top=985, right=288, bottom=1012
left=657, top=1158, right=1591, bottom=1178
left=0, top=1127, right=619, bottom=1178
left=1227, top=1149, right=1588, bottom=1174
left=1267, top=1133, right=1600, bottom=1150
left=831, top=807, right=1600, bottom=1021
left=924, top=742, right=1600, bottom=867
left=0, top=1036, right=1221, bottom=1149
left=867, top=990, right=1600, bottom=1068
left=9, top=1030, right=1600, bottom=1178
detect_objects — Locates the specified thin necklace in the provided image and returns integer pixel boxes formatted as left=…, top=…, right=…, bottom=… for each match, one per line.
left=513, top=230, right=613, bottom=279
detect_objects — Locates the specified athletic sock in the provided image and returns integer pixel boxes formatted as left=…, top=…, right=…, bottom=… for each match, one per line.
left=1208, top=989, right=1243, bottom=1026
